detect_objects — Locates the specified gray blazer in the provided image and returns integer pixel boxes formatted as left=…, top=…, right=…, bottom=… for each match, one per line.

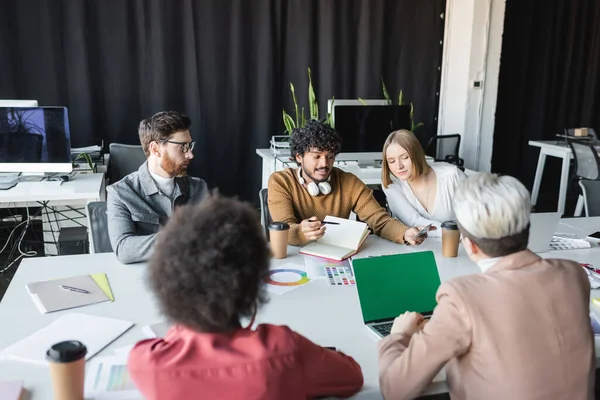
left=106, top=161, right=209, bottom=264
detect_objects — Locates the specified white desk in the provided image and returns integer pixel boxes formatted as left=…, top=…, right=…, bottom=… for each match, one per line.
left=527, top=140, right=599, bottom=215
left=0, top=173, right=106, bottom=255
left=1, top=218, right=599, bottom=399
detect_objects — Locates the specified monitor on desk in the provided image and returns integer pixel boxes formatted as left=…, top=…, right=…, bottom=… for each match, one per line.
left=334, top=105, right=411, bottom=153
left=0, top=100, right=38, bottom=107
left=0, top=107, right=73, bottom=173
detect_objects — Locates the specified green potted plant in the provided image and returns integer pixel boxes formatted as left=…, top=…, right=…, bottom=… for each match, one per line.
left=281, top=68, right=334, bottom=135
left=360, top=77, right=424, bottom=133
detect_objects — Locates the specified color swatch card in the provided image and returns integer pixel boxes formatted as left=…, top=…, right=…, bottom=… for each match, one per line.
left=85, top=354, right=143, bottom=399
left=325, top=266, right=356, bottom=286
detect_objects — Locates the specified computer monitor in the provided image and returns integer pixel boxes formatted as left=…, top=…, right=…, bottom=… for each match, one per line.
left=0, top=107, right=73, bottom=173
left=0, top=100, right=38, bottom=107
left=334, top=105, right=411, bottom=152
left=327, top=99, right=389, bottom=124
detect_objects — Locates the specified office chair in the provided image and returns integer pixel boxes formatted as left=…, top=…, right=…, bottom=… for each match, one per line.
left=578, top=180, right=600, bottom=217
left=108, top=143, right=146, bottom=183
left=568, top=140, right=600, bottom=216
left=86, top=201, right=113, bottom=254
left=425, top=134, right=464, bottom=167
left=259, top=188, right=272, bottom=240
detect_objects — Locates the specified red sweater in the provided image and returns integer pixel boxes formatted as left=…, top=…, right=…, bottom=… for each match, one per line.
left=127, top=324, right=364, bottom=400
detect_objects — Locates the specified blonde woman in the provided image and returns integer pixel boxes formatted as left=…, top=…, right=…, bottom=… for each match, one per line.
left=381, top=130, right=466, bottom=237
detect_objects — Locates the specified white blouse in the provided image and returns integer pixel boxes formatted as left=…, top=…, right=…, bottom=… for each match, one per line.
left=383, top=163, right=467, bottom=237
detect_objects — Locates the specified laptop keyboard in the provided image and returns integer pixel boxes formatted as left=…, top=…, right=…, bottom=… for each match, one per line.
left=373, top=323, right=393, bottom=337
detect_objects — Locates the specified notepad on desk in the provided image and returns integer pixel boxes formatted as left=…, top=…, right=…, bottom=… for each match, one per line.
left=300, top=216, right=369, bottom=261
left=26, top=273, right=114, bottom=314
left=0, top=313, right=133, bottom=366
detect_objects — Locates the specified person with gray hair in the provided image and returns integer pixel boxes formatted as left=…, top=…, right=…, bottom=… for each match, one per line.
left=378, top=173, right=594, bottom=400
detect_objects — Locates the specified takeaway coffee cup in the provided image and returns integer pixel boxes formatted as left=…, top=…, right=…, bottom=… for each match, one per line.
left=441, top=220, right=460, bottom=258
left=46, top=340, right=87, bottom=400
left=269, top=222, right=290, bottom=259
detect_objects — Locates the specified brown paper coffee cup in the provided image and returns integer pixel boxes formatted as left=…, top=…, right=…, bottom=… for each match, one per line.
left=441, top=221, right=460, bottom=258
left=269, top=222, right=290, bottom=259
left=46, top=340, right=87, bottom=400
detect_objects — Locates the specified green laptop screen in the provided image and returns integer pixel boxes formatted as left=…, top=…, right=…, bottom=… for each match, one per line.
left=352, top=251, right=441, bottom=323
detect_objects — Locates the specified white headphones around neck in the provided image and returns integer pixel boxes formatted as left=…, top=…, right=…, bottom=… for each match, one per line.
left=297, top=167, right=332, bottom=197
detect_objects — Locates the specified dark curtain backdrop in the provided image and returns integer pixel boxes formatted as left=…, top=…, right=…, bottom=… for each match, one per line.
left=492, top=0, right=600, bottom=210
left=0, top=0, right=445, bottom=203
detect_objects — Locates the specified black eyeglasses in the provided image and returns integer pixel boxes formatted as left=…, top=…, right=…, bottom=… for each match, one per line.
left=159, top=140, right=195, bottom=153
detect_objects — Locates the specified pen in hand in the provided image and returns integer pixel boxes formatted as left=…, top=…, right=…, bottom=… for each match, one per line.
left=60, top=285, right=90, bottom=294
left=308, top=219, right=340, bottom=225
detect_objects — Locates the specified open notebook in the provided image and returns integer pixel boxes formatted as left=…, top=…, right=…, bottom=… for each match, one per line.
left=299, top=216, right=369, bottom=261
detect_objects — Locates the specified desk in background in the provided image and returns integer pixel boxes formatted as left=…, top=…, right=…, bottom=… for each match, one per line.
left=255, top=148, right=477, bottom=188
left=528, top=140, right=600, bottom=215
left=0, top=173, right=105, bottom=255
left=1, top=217, right=599, bottom=399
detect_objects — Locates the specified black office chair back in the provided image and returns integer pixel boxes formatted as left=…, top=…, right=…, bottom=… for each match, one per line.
left=568, top=141, right=600, bottom=181
left=108, top=143, right=147, bottom=183
left=86, top=201, right=113, bottom=253
left=259, top=188, right=273, bottom=240
left=425, top=134, right=464, bottom=166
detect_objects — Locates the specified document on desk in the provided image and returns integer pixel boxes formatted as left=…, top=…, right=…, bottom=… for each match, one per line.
left=0, top=313, right=133, bottom=366
left=85, top=354, right=143, bottom=399
left=300, top=216, right=369, bottom=261
left=26, top=273, right=113, bottom=313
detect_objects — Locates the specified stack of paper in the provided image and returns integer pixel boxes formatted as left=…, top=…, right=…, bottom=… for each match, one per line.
left=26, top=273, right=114, bottom=314
left=0, top=313, right=133, bottom=365
left=0, top=381, right=23, bottom=400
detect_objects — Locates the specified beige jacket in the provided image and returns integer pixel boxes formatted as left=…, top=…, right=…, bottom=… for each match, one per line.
left=378, top=250, right=595, bottom=400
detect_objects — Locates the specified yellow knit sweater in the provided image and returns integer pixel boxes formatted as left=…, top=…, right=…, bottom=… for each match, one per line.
left=268, top=168, right=408, bottom=246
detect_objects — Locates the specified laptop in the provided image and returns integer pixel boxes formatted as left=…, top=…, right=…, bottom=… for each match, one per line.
left=528, top=212, right=561, bottom=253
left=352, top=251, right=441, bottom=339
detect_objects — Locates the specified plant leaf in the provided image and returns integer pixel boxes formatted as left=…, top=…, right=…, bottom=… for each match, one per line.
left=398, top=90, right=404, bottom=106
left=301, top=107, right=306, bottom=127
left=381, top=76, right=391, bottom=105
left=358, top=97, right=367, bottom=105
left=290, top=82, right=300, bottom=128
left=327, top=96, right=335, bottom=128
left=412, top=122, right=424, bottom=132
left=308, top=68, right=318, bottom=120
left=282, top=110, right=295, bottom=135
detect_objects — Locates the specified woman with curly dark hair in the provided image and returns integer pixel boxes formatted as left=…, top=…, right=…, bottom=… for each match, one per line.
left=127, top=195, right=364, bottom=400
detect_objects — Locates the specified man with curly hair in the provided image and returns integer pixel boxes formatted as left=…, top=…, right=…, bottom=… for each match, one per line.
left=268, top=120, right=427, bottom=246
left=127, top=195, right=364, bottom=399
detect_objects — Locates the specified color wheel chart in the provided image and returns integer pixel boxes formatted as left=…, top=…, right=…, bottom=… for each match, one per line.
left=264, top=264, right=312, bottom=295
left=265, top=268, right=310, bottom=286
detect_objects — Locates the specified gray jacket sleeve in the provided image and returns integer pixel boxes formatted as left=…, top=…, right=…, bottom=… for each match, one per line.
left=106, top=187, right=157, bottom=264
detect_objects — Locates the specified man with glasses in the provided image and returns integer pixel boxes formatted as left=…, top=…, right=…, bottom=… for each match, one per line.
left=107, top=111, right=209, bottom=264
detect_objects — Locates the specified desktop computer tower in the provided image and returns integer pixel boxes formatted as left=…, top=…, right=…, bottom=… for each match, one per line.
left=58, top=227, right=89, bottom=256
